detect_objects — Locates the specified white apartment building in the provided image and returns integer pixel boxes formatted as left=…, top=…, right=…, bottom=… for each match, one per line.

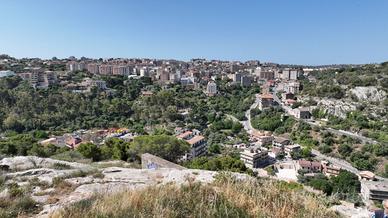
left=240, top=147, right=269, bottom=168
left=206, top=81, right=217, bottom=96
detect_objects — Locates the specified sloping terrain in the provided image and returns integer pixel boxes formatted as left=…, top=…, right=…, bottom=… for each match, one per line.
left=0, top=156, right=342, bottom=218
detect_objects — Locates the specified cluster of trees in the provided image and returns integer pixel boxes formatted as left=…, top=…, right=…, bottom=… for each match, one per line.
left=184, top=155, right=253, bottom=175
left=210, top=79, right=259, bottom=119
left=0, top=75, right=258, bottom=141
left=0, top=76, right=151, bottom=133
left=251, top=108, right=293, bottom=132
left=77, top=135, right=190, bottom=162
left=209, top=119, right=243, bottom=134
left=290, top=123, right=319, bottom=148
left=290, top=147, right=312, bottom=160
left=129, top=79, right=259, bottom=130
left=298, top=170, right=361, bottom=202
left=327, top=111, right=382, bottom=132
left=0, top=131, right=70, bottom=157
left=349, top=151, right=379, bottom=171
left=0, top=132, right=190, bottom=164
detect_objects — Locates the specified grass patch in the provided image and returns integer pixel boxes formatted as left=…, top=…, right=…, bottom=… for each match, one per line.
left=29, top=177, right=50, bottom=189
left=92, top=161, right=141, bottom=169
left=0, top=175, right=6, bottom=191
left=52, top=163, right=72, bottom=170
left=50, top=150, right=91, bottom=164
left=52, top=177, right=76, bottom=195
left=0, top=196, right=40, bottom=218
left=0, top=183, right=41, bottom=217
left=52, top=175, right=339, bottom=218
left=92, top=171, right=104, bottom=179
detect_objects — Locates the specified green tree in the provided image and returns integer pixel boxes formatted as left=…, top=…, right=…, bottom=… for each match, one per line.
left=301, top=147, right=312, bottom=158
left=127, top=135, right=190, bottom=162
left=101, top=138, right=130, bottom=161
left=338, top=144, right=353, bottom=157
left=77, top=143, right=101, bottom=161
left=308, top=176, right=333, bottom=195
left=330, top=170, right=360, bottom=195
left=185, top=155, right=248, bottom=173
left=208, top=144, right=221, bottom=154
left=231, top=122, right=243, bottom=134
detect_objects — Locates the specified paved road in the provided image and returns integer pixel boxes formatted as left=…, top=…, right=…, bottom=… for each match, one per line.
left=311, top=149, right=359, bottom=174
left=227, top=96, right=259, bottom=134
left=242, top=99, right=258, bottom=134
left=272, top=89, right=379, bottom=144
left=273, top=87, right=386, bottom=181
left=312, top=149, right=387, bottom=182
left=236, top=90, right=386, bottom=181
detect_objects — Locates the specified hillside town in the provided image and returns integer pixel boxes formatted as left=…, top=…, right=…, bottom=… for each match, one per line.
left=2, top=1, right=388, bottom=217
left=1, top=54, right=387, bottom=213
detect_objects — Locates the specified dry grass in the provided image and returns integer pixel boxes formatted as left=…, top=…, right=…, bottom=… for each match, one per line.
left=52, top=178, right=76, bottom=195
left=0, top=183, right=41, bottom=218
left=51, top=174, right=340, bottom=218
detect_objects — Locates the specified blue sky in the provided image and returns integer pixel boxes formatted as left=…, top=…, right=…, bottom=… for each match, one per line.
left=1, top=0, right=388, bottom=65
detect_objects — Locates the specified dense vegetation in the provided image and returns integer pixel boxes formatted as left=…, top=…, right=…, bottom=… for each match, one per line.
left=184, top=155, right=253, bottom=175
left=0, top=75, right=149, bottom=133
left=0, top=75, right=258, bottom=134
left=251, top=107, right=295, bottom=133
left=0, top=133, right=190, bottom=165
left=298, top=170, right=362, bottom=204
left=77, top=135, right=190, bottom=163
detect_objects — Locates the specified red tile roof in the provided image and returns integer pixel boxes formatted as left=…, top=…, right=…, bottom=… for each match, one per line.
left=186, top=135, right=204, bottom=145
left=177, top=131, right=192, bottom=139
left=259, top=94, right=273, bottom=99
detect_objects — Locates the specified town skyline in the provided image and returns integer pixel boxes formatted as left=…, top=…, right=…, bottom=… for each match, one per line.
left=0, top=54, right=382, bottom=68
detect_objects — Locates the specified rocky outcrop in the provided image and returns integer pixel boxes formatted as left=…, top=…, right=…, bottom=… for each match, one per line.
left=350, top=86, right=386, bottom=102
left=0, top=156, right=92, bottom=171
left=0, top=156, right=249, bottom=218
left=318, top=98, right=358, bottom=119
left=331, top=204, right=371, bottom=218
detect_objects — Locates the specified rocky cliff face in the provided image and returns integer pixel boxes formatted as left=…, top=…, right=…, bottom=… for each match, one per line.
left=318, top=98, right=358, bottom=118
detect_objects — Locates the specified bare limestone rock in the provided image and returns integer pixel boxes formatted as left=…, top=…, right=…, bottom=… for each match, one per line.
left=350, top=86, right=386, bottom=102
left=0, top=156, right=91, bottom=171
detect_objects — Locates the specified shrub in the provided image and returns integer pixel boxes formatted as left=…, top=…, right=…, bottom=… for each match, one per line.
left=8, top=183, right=24, bottom=197
left=52, top=163, right=72, bottom=170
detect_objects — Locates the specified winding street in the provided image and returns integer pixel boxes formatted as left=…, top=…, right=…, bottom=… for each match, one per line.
left=238, top=91, right=387, bottom=182
left=242, top=97, right=259, bottom=134
left=272, top=88, right=379, bottom=145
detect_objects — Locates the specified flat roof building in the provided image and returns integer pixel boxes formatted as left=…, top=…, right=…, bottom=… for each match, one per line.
left=361, top=181, right=388, bottom=202
left=359, top=171, right=376, bottom=181
left=284, top=144, right=301, bottom=155
left=258, top=94, right=274, bottom=110
left=273, top=136, right=291, bottom=148
left=240, top=147, right=269, bottom=168
left=293, top=107, right=311, bottom=119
